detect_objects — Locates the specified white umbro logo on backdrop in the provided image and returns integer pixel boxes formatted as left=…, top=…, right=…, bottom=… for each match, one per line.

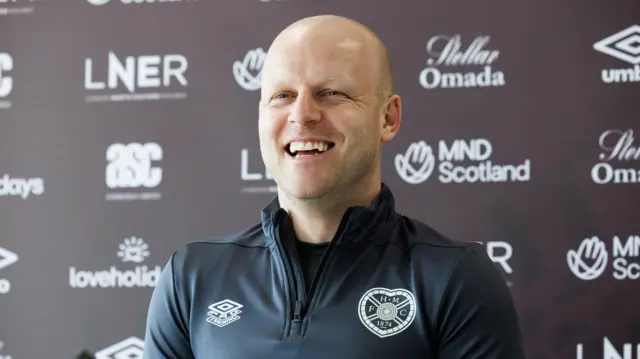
left=593, top=25, right=640, bottom=65
left=95, top=337, right=144, bottom=359
left=0, top=248, right=18, bottom=271
left=357, top=287, right=417, bottom=338
left=207, top=299, right=244, bottom=327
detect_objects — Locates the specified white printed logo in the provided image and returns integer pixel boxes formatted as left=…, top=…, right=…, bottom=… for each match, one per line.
left=358, top=287, right=416, bottom=338
left=473, top=241, right=514, bottom=286
left=0, top=340, right=11, bottom=359
left=87, top=0, right=184, bottom=5
left=568, top=235, right=640, bottom=280
left=591, top=129, right=640, bottom=185
left=207, top=299, right=243, bottom=328
left=0, top=0, right=35, bottom=16
left=117, top=237, right=150, bottom=263
left=69, top=237, right=162, bottom=288
left=394, top=141, right=435, bottom=184
left=0, top=247, right=17, bottom=295
left=395, top=139, right=530, bottom=184
left=419, top=34, right=505, bottom=89
left=0, top=248, right=18, bottom=271
left=95, top=337, right=144, bottom=359
left=233, top=48, right=266, bottom=91
left=0, top=53, right=13, bottom=109
left=239, top=148, right=276, bottom=193
left=576, top=337, right=640, bottom=359
left=105, top=142, right=163, bottom=201
left=85, top=52, right=188, bottom=102
left=593, top=25, right=640, bottom=83
left=0, top=174, right=45, bottom=199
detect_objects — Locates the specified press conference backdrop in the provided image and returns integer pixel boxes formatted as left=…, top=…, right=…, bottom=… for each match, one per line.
left=1, top=0, right=639, bottom=358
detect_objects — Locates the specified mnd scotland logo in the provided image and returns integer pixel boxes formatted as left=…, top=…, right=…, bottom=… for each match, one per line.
left=567, top=235, right=640, bottom=280
left=395, top=139, right=530, bottom=184
left=418, top=34, right=505, bottom=89
left=233, top=47, right=266, bottom=91
left=593, top=24, right=640, bottom=83
left=69, top=237, right=162, bottom=288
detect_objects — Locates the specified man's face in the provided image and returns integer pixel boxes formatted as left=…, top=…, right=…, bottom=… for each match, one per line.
left=258, top=33, right=384, bottom=200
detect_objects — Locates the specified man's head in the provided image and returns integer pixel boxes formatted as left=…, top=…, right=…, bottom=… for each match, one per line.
left=258, top=15, right=401, bottom=203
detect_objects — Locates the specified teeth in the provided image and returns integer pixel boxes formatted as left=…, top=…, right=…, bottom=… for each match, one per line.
left=289, top=141, right=331, bottom=154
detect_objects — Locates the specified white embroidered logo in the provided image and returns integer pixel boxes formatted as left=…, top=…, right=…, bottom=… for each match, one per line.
left=207, top=299, right=243, bottom=327
left=358, top=287, right=416, bottom=338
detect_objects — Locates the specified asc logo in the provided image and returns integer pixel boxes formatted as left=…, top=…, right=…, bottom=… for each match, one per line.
left=0, top=52, right=13, bottom=109
left=106, top=142, right=162, bottom=189
left=358, top=287, right=416, bottom=338
left=105, top=142, right=163, bottom=201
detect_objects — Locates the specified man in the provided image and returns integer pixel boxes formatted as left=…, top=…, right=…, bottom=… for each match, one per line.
left=142, top=15, right=526, bottom=358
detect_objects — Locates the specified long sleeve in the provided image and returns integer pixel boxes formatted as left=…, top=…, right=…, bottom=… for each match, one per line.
left=436, top=244, right=526, bottom=359
left=142, top=254, right=195, bottom=359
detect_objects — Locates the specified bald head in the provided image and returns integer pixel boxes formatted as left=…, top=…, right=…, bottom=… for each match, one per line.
left=262, top=15, right=393, bottom=104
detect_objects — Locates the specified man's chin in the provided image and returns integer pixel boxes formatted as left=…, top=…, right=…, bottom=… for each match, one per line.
left=281, top=181, right=334, bottom=201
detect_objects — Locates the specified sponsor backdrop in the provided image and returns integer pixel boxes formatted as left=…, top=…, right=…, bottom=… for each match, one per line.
left=0, top=0, right=638, bottom=358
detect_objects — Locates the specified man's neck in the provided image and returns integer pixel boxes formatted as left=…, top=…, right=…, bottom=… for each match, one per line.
left=278, top=182, right=382, bottom=244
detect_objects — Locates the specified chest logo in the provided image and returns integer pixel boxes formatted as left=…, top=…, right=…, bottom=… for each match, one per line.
left=358, top=287, right=416, bottom=338
left=206, top=299, right=243, bottom=328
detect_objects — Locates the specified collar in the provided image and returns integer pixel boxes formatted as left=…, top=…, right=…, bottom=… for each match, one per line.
left=260, top=182, right=399, bottom=246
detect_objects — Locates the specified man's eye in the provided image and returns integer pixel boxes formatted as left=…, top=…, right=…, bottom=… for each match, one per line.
left=274, top=93, right=290, bottom=99
left=325, top=91, right=342, bottom=96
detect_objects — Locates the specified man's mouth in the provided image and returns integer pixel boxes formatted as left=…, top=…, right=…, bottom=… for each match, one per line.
left=285, top=140, right=335, bottom=157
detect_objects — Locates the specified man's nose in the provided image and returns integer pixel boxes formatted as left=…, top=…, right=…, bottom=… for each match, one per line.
left=288, top=93, right=321, bottom=125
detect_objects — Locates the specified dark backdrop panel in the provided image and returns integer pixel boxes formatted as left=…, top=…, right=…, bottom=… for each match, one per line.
left=1, top=0, right=638, bottom=358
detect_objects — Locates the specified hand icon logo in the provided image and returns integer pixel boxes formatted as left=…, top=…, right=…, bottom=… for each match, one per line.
left=567, top=236, right=608, bottom=280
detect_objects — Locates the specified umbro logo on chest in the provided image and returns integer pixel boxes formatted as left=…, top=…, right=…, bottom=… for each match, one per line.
left=357, top=287, right=417, bottom=338
left=206, top=299, right=244, bottom=328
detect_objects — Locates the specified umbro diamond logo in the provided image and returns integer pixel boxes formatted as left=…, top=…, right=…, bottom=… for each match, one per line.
left=95, top=337, right=144, bottom=359
left=358, top=287, right=417, bottom=338
left=0, top=248, right=18, bottom=271
left=207, top=299, right=243, bottom=328
left=593, top=25, right=640, bottom=65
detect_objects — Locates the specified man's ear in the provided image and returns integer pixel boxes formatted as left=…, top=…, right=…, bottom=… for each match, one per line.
left=381, top=94, right=402, bottom=143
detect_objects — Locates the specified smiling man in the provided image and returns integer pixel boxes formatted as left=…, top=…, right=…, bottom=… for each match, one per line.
left=142, top=15, right=526, bottom=359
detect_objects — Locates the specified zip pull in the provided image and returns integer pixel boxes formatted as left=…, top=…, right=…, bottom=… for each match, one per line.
left=293, top=300, right=303, bottom=322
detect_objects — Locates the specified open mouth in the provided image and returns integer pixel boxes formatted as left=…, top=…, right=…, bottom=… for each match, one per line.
left=285, top=140, right=335, bottom=157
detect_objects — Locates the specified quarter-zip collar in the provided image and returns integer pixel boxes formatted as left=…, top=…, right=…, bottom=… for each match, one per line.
left=260, top=182, right=398, bottom=246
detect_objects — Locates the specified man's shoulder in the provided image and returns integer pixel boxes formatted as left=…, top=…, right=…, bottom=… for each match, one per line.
left=387, top=214, right=479, bottom=252
left=170, top=222, right=268, bottom=265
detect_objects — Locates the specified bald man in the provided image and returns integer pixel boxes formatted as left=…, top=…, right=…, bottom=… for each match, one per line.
left=142, top=15, right=526, bottom=359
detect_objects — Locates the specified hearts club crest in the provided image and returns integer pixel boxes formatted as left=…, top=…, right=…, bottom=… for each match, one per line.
left=358, top=287, right=416, bottom=338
